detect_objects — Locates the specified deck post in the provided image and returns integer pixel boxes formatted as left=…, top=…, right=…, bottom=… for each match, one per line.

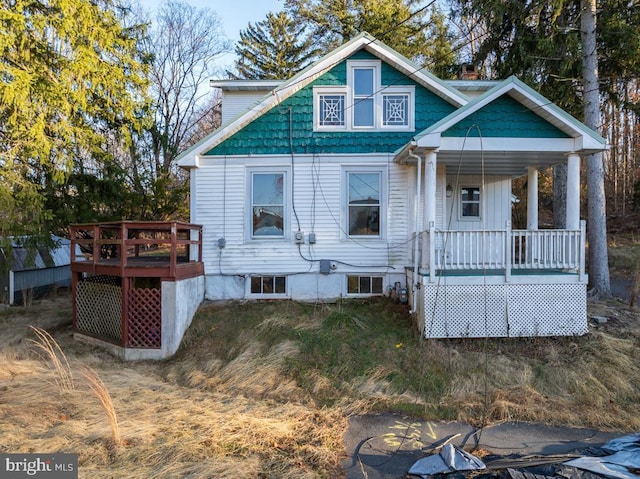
left=170, top=222, right=177, bottom=278
left=120, top=223, right=128, bottom=276
left=92, top=224, right=99, bottom=266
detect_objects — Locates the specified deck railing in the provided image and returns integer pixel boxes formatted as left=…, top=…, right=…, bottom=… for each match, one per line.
left=420, top=220, right=586, bottom=282
left=70, top=221, right=203, bottom=278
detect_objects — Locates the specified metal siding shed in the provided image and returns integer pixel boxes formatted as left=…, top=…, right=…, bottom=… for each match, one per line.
left=1, top=235, right=77, bottom=305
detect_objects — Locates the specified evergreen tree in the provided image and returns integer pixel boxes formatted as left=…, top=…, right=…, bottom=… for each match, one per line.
left=0, top=0, right=148, bottom=237
left=284, top=0, right=458, bottom=67
left=450, top=0, right=640, bottom=297
left=234, top=11, right=320, bottom=80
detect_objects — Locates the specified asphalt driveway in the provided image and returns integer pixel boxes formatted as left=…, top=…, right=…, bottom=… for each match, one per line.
left=342, top=415, right=624, bottom=479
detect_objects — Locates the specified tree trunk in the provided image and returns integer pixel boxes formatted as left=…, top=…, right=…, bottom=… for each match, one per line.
left=581, top=0, right=611, bottom=296
left=553, top=164, right=567, bottom=229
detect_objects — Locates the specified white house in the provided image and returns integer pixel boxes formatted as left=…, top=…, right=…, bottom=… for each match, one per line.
left=177, top=33, right=607, bottom=339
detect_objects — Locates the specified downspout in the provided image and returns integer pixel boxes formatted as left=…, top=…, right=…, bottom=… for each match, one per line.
left=408, top=146, right=421, bottom=315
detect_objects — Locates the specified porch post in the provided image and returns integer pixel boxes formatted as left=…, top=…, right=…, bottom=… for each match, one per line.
left=424, top=150, right=437, bottom=283
left=527, top=166, right=538, bottom=230
left=566, top=153, right=581, bottom=230
left=424, top=150, right=437, bottom=227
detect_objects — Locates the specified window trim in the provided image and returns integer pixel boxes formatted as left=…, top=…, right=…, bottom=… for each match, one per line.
left=246, top=168, right=290, bottom=241
left=313, top=60, right=415, bottom=132
left=346, top=275, right=385, bottom=296
left=343, top=166, right=386, bottom=239
left=381, top=87, right=414, bottom=130
left=248, top=275, right=288, bottom=297
left=314, top=87, right=348, bottom=131
left=349, top=61, right=378, bottom=130
left=459, top=185, right=482, bottom=221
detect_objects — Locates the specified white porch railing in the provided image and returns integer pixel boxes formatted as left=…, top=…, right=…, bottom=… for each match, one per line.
left=419, top=220, right=586, bottom=282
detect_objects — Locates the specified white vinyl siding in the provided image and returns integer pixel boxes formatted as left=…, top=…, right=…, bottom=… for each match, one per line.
left=445, top=175, right=512, bottom=231
left=220, top=90, right=271, bottom=124
left=194, top=154, right=409, bottom=278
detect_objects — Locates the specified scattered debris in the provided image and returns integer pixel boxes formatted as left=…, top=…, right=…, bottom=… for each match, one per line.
left=591, top=316, right=609, bottom=324
left=408, top=434, right=640, bottom=479
left=408, top=444, right=486, bottom=478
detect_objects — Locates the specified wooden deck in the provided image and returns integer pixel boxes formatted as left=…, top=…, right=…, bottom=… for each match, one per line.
left=70, top=221, right=204, bottom=280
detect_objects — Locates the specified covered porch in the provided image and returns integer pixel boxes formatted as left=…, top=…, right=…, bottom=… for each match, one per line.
left=420, top=221, right=586, bottom=282
left=393, top=78, right=607, bottom=338
left=399, top=144, right=590, bottom=338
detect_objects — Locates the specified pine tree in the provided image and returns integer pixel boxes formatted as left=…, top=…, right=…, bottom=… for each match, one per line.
left=234, top=11, right=320, bottom=80
left=450, top=0, right=638, bottom=297
left=0, top=0, right=148, bottom=236
left=284, top=0, right=454, bottom=64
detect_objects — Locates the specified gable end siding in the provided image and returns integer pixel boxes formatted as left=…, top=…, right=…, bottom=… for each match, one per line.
left=206, top=53, right=457, bottom=156
left=442, top=95, right=570, bottom=138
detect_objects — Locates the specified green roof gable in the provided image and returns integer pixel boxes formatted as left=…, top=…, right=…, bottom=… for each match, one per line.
left=442, top=95, right=570, bottom=138
left=205, top=51, right=457, bottom=156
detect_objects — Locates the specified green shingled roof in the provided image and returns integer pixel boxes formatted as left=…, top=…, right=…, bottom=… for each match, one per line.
left=205, top=51, right=457, bottom=156
left=442, top=95, right=570, bottom=138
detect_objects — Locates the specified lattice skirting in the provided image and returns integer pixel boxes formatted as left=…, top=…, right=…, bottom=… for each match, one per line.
left=75, top=275, right=162, bottom=349
left=127, top=287, right=161, bottom=348
left=423, top=283, right=587, bottom=338
left=76, top=280, right=123, bottom=343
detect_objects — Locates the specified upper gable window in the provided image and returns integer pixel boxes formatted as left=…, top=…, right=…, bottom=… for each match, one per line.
left=353, top=67, right=375, bottom=127
left=313, top=60, right=414, bottom=132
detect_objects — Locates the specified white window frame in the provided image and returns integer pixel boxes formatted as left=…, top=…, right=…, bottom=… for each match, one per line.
left=246, top=168, right=290, bottom=241
left=248, top=275, right=288, bottom=297
left=314, top=87, right=348, bottom=130
left=349, top=61, right=378, bottom=130
left=459, top=185, right=482, bottom=221
left=343, top=166, right=387, bottom=239
left=381, top=87, right=413, bottom=129
left=346, top=275, right=385, bottom=296
left=313, top=60, right=414, bottom=132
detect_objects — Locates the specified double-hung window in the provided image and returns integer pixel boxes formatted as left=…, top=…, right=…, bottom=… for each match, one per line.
left=346, top=169, right=385, bottom=237
left=249, top=170, right=287, bottom=239
left=313, top=60, right=414, bottom=131
left=352, top=66, right=375, bottom=127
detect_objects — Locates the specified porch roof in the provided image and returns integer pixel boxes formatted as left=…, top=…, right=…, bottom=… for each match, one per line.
left=394, top=77, right=608, bottom=177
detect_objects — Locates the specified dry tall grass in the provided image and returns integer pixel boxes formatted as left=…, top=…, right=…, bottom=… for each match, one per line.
left=1, top=292, right=639, bottom=478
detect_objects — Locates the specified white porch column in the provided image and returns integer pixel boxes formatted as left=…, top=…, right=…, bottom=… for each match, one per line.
left=566, top=153, right=581, bottom=230
left=424, top=150, right=437, bottom=227
left=527, top=166, right=538, bottom=230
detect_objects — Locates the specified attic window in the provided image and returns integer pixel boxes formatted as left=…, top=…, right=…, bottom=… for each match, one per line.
left=313, top=60, right=414, bottom=132
left=319, top=94, right=345, bottom=126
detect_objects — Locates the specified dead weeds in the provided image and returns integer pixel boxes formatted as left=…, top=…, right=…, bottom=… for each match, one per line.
left=1, top=290, right=640, bottom=478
